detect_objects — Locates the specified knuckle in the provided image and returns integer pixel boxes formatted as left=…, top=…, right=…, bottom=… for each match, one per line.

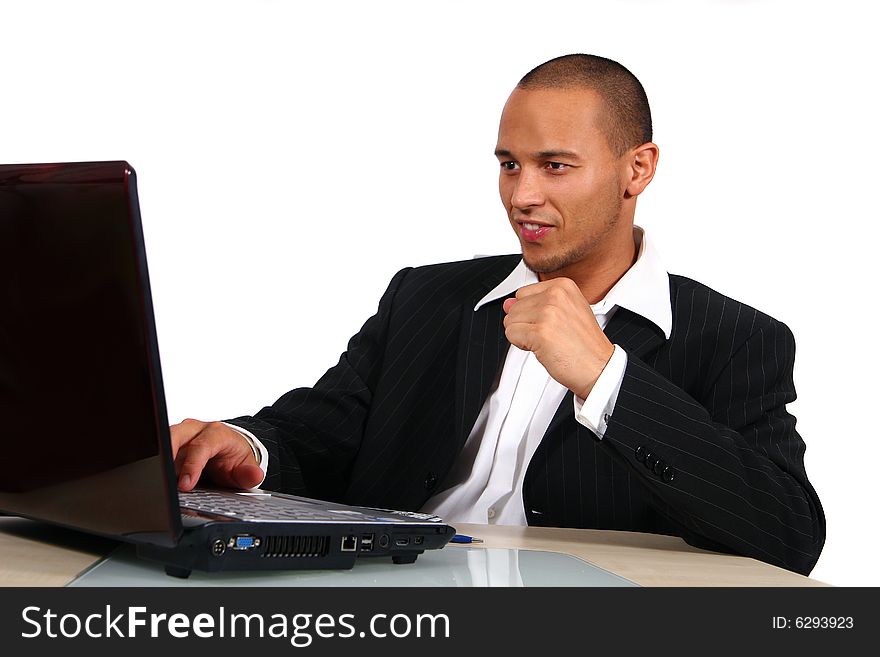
left=533, top=324, right=551, bottom=341
left=181, top=454, right=203, bottom=468
left=181, top=439, right=205, bottom=457
left=187, top=437, right=217, bottom=459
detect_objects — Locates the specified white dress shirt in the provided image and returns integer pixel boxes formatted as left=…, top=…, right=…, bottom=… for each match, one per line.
left=231, top=226, right=671, bottom=523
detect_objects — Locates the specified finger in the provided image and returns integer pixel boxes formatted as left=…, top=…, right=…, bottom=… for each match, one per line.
left=504, top=322, right=537, bottom=352
left=516, top=278, right=581, bottom=302
left=508, top=284, right=594, bottom=328
left=176, top=437, right=224, bottom=491
left=202, top=458, right=262, bottom=491
left=513, top=281, right=551, bottom=299
left=503, top=293, right=553, bottom=325
left=169, top=418, right=208, bottom=460
left=503, top=297, right=517, bottom=313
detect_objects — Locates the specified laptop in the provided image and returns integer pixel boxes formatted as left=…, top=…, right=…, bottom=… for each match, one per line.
left=0, top=161, right=455, bottom=578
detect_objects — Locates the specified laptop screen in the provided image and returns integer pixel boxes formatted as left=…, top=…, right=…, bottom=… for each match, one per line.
left=0, top=161, right=182, bottom=546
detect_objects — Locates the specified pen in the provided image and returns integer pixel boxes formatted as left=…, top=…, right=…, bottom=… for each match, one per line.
left=451, top=534, right=483, bottom=544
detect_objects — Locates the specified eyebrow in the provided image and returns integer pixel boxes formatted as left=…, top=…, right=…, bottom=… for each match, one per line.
left=494, top=148, right=582, bottom=160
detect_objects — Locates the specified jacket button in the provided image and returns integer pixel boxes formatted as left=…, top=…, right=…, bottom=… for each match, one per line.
left=662, top=466, right=675, bottom=483
left=424, top=472, right=437, bottom=490
left=645, top=453, right=658, bottom=470
left=635, top=446, right=647, bottom=462
left=653, top=458, right=666, bottom=476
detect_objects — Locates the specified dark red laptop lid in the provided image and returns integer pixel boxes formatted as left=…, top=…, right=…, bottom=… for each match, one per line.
left=0, top=161, right=183, bottom=547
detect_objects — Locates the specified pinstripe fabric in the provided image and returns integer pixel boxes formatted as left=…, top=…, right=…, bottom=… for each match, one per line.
left=228, top=256, right=824, bottom=575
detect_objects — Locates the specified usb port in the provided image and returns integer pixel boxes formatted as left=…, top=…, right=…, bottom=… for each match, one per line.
left=360, top=534, right=374, bottom=552
left=341, top=535, right=358, bottom=552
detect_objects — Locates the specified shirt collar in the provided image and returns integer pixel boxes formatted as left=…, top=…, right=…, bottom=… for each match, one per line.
left=474, top=225, right=672, bottom=339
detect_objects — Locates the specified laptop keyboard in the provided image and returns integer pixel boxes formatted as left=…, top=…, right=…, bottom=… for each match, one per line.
left=177, top=489, right=451, bottom=525
left=179, top=490, right=363, bottom=523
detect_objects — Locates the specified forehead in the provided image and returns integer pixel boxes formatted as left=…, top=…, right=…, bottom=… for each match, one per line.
left=496, top=87, right=610, bottom=154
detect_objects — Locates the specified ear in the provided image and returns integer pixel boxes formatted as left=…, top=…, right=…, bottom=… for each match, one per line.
left=623, top=142, right=659, bottom=198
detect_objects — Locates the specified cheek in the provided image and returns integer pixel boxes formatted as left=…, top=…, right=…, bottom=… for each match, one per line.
left=558, top=181, right=607, bottom=219
left=548, top=189, right=585, bottom=224
left=498, top=178, right=514, bottom=210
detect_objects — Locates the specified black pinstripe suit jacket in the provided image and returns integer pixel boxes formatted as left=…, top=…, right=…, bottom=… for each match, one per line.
left=229, top=255, right=825, bottom=575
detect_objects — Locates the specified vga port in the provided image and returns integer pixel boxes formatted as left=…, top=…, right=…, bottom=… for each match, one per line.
left=228, top=535, right=261, bottom=550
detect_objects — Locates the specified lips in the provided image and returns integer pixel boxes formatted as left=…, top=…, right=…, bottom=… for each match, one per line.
left=517, top=220, right=553, bottom=242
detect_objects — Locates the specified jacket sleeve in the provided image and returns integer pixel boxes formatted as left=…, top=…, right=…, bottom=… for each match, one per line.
left=225, top=267, right=411, bottom=501
left=605, top=320, right=825, bottom=575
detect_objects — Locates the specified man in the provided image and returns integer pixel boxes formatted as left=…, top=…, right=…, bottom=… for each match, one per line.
left=171, top=54, right=825, bottom=575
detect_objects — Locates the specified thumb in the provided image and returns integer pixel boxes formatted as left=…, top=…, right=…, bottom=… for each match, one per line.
left=229, top=463, right=265, bottom=490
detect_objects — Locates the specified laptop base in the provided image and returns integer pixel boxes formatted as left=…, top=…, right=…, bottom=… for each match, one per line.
left=135, top=518, right=451, bottom=577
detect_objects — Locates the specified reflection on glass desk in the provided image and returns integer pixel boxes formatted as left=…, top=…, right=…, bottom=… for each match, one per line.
left=70, top=544, right=637, bottom=587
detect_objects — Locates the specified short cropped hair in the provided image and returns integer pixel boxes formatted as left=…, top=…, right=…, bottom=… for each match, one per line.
left=518, top=54, right=652, bottom=156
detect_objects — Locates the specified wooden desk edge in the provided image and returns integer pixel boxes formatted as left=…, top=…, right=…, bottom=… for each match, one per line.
left=0, top=518, right=113, bottom=587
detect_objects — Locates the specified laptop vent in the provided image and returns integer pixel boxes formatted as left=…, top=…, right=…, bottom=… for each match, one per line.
left=262, top=535, right=330, bottom=558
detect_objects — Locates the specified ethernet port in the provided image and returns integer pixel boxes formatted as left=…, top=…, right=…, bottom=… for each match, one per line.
left=341, top=535, right=358, bottom=552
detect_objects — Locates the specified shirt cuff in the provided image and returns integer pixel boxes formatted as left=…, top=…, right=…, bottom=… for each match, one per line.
left=572, top=344, right=628, bottom=439
left=221, top=421, right=269, bottom=489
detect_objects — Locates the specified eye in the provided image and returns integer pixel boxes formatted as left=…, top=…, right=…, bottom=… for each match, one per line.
left=546, top=162, right=569, bottom=171
left=499, top=161, right=519, bottom=171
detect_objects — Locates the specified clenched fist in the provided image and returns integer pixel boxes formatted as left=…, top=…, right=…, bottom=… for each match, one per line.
left=502, top=278, right=614, bottom=399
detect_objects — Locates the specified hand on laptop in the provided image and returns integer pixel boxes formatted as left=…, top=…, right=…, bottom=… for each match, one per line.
left=170, top=419, right=263, bottom=491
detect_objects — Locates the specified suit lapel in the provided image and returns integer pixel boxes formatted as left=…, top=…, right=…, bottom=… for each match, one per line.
left=544, top=307, right=668, bottom=438
left=454, top=299, right=508, bottom=451
left=452, top=255, right=522, bottom=451
left=603, top=307, right=667, bottom=359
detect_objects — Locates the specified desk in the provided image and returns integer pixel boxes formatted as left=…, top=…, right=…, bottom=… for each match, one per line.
left=0, top=516, right=825, bottom=587
left=453, top=522, right=827, bottom=587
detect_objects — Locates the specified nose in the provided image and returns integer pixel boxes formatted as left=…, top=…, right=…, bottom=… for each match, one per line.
left=509, top=168, right=544, bottom=210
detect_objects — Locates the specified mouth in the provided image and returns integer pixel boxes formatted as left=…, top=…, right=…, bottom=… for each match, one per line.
left=515, top=219, right=554, bottom=243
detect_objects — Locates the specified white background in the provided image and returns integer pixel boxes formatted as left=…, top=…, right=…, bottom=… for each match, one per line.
left=3, top=0, right=877, bottom=586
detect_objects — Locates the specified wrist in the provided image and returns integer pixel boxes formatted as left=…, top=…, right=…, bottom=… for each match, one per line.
left=577, top=343, right=615, bottom=399
left=222, top=422, right=261, bottom=465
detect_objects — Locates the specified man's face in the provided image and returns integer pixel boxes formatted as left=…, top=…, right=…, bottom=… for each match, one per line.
left=495, top=87, right=630, bottom=277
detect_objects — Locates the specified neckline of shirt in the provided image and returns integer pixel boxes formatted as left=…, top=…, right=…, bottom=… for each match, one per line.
left=473, top=225, right=672, bottom=339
